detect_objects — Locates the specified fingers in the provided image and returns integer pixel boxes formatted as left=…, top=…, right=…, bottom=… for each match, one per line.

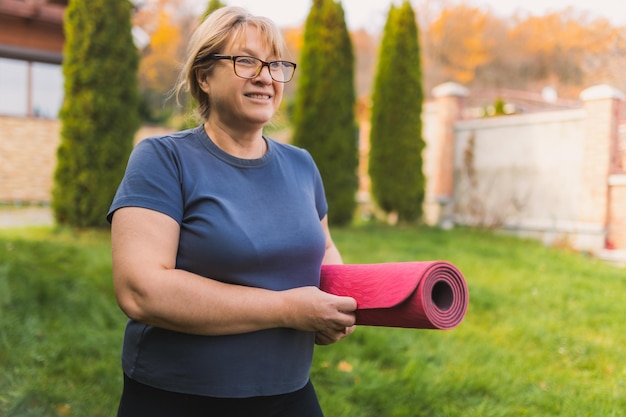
left=333, top=308, right=356, bottom=328
left=325, top=292, right=356, bottom=327
left=282, top=286, right=357, bottom=333
left=336, top=295, right=358, bottom=313
left=315, top=325, right=357, bottom=346
left=321, top=292, right=356, bottom=330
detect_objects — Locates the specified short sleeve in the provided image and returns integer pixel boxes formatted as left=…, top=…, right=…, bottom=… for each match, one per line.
left=304, top=150, right=328, bottom=220
left=107, top=138, right=184, bottom=224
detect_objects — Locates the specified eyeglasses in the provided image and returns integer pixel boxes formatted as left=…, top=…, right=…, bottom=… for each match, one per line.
left=208, top=54, right=297, bottom=83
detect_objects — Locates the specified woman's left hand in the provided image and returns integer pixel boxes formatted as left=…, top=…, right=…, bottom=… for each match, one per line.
left=314, top=325, right=356, bottom=345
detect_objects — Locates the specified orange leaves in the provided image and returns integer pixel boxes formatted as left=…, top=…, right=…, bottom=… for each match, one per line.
left=423, top=3, right=625, bottom=94
left=138, top=8, right=183, bottom=89
left=337, top=360, right=354, bottom=372
left=283, top=26, right=305, bottom=57
left=134, top=0, right=196, bottom=92
left=508, top=9, right=617, bottom=56
left=320, top=360, right=354, bottom=373
left=427, top=5, right=497, bottom=84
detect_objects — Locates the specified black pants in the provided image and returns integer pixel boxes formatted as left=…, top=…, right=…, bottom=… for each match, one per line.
left=117, top=374, right=324, bottom=417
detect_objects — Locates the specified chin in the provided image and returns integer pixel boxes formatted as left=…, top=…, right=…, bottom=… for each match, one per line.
left=246, top=113, right=275, bottom=126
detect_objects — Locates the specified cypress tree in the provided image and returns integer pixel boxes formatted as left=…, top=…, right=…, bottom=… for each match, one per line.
left=202, top=0, right=227, bottom=20
left=53, top=0, right=139, bottom=227
left=369, top=1, right=425, bottom=223
left=292, top=0, right=358, bottom=226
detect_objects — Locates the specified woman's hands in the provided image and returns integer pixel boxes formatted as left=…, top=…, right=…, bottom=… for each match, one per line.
left=281, top=286, right=357, bottom=345
left=315, top=325, right=356, bottom=345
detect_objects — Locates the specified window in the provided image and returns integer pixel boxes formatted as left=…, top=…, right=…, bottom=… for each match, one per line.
left=0, top=58, right=63, bottom=118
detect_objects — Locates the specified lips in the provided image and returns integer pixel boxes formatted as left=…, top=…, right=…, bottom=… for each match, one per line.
left=245, top=93, right=271, bottom=100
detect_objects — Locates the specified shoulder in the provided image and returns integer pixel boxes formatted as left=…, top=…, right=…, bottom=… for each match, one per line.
left=136, top=126, right=201, bottom=151
left=131, top=126, right=204, bottom=164
left=266, top=138, right=316, bottom=165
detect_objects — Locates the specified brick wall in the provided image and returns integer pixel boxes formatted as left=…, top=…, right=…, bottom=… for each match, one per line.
left=608, top=175, right=626, bottom=249
left=0, top=115, right=172, bottom=203
left=0, top=116, right=59, bottom=202
left=578, top=87, right=618, bottom=226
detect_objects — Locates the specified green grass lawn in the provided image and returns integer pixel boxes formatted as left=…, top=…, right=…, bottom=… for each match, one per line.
left=1, top=225, right=624, bottom=416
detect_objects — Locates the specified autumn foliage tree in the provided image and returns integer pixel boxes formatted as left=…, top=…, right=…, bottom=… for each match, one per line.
left=425, top=4, right=495, bottom=85
left=53, top=0, right=139, bottom=228
left=292, top=0, right=358, bottom=226
left=505, top=10, right=621, bottom=93
left=421, top=4, right=625, bottom=96
left=138, top=7, right=183, bottom=123
left=369, top=1, right=425, bottom=223
left=133, top=0, right=197, bottom=124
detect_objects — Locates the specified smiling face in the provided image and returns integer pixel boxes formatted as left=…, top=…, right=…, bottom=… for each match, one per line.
left=199, top=24, right=284, bottom=132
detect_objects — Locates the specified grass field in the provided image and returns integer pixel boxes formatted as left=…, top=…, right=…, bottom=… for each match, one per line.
left=1, top=224, right=625, bottom=416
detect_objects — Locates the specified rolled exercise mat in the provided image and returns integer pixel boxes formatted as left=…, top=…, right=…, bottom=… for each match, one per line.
left=320, top=261, right=469, bottom=330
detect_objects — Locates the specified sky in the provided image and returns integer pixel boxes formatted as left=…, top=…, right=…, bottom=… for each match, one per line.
left=223, top=0, right=626, bottom=31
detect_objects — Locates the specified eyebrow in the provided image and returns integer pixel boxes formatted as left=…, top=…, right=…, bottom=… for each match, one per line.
left=229, top=46, right=278, bottom=61
left=244, top=53, right=278, bottom=61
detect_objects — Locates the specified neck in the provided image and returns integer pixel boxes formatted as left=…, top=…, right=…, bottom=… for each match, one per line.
left=203, top=122, right=266, bottom=159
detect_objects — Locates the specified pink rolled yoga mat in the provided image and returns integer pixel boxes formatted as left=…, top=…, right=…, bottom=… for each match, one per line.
left=320, top=261, right=469, bottom=330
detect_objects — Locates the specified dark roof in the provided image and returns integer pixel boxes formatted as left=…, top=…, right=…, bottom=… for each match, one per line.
left=0, top=0, right=68, bottom=64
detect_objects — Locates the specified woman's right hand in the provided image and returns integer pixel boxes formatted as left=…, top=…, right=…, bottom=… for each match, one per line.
left=281, top=286, right=357, bottom=337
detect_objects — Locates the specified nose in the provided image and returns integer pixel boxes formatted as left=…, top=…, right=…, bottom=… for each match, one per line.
left=254, top=63, right=274, bottom=83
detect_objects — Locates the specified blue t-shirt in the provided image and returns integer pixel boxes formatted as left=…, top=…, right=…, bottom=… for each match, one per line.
left=107, top=125, right=328, bottom=398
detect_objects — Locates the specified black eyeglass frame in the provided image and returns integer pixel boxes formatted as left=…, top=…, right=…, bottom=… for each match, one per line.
left=207, top=54, right=297, bottom=83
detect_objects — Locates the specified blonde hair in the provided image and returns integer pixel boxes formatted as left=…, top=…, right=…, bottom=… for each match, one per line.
left=175, top=6, right=287, bottom=122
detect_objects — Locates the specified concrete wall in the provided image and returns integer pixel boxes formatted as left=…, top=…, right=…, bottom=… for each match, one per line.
left=422, top=83, right=626, bottom=254
left=453, top=110, right=587, bottom=239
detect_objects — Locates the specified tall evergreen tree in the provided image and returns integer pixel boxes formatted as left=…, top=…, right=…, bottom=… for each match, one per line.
left=369, top=1, right=425, bottom=223
left=53, top=0, right=139, bottom=227
left=202, top=0, right=227, bottom=20
left=292, top=0, right=358, bottom=226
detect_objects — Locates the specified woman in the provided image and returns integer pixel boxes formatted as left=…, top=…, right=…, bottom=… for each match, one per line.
left=107, top=6, right=356, bottom=417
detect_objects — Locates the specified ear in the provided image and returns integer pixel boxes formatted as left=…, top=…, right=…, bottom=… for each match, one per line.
left=196, top=70, right=210, bottom=94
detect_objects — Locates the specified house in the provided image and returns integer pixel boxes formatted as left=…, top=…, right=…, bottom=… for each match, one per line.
left=0, top=0, right=67, bottom=116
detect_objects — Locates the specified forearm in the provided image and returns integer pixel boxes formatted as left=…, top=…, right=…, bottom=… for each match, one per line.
left=322, top=243, right=343, bottom=265
left=116, top=266, right=358, bottom=338
left=321, top=215, right=343, bottom=265
left=115, top=267, right=291, bottom=336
